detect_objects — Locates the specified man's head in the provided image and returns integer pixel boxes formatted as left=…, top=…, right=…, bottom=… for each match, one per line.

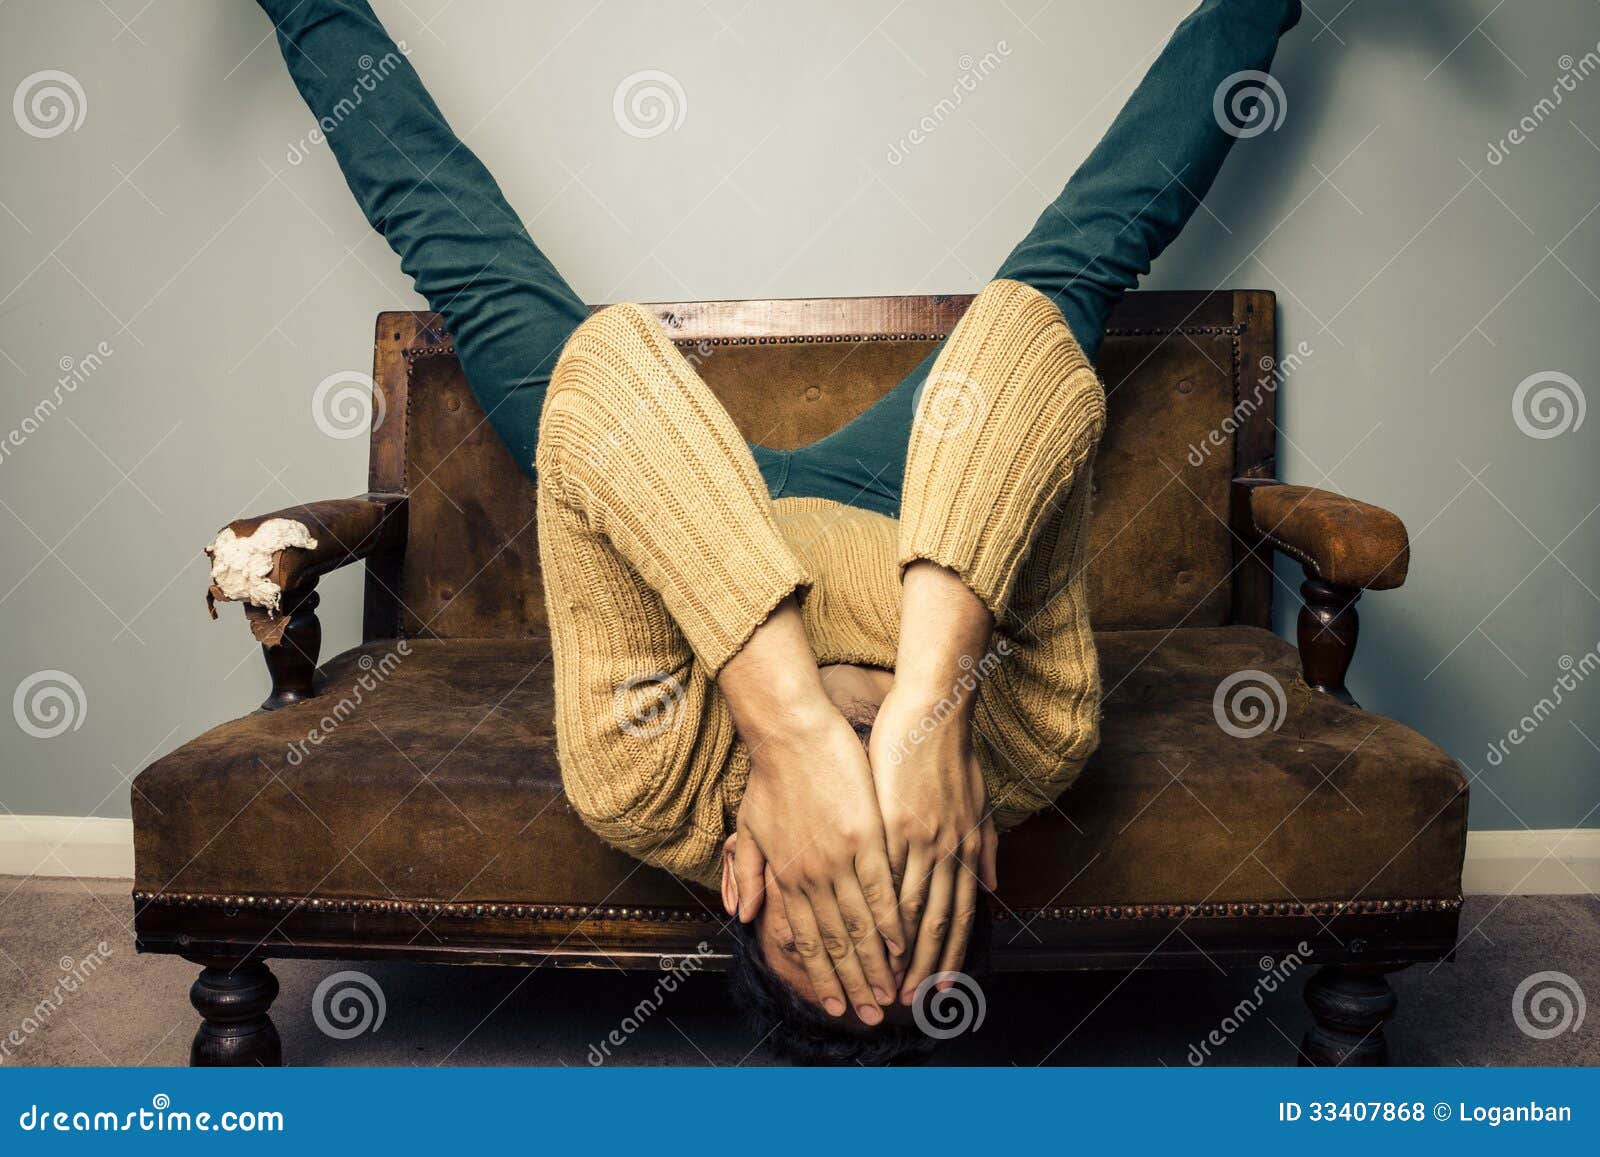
left=719, top=832, right=992, bottom=1065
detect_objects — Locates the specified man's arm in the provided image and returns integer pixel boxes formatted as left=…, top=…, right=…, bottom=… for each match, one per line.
left=868, top=563, right=997, bottom=1004
left=722, top=599, right=906, bottom=1024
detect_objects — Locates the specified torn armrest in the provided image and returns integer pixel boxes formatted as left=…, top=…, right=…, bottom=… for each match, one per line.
left=1235, top=479, right=1409, bottom=591
left=204, top=493, right=406, bottom=623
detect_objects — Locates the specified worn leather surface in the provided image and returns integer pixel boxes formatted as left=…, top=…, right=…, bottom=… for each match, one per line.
left=219, top=495, right=405, bottom=597
left=133, top=627, right=1467, bottom=910
left=393, top=325, right=1241, bottom=636
left=1249, top=482, right=1410, bottom=590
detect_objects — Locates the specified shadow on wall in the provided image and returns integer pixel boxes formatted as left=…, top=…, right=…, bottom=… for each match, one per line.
left=1161, top=0, right=1502, bottom=284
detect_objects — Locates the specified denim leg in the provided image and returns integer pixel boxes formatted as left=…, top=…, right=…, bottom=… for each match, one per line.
left=783, top=0, right=1301, bottom=517
left=258, top=0, right=589, bottom=478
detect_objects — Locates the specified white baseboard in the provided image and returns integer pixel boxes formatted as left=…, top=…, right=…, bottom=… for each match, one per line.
left=2, top=817, right=1596, bottom=896
left=0, top=815, right=134, bottom=879
left=1461, top=828, right=1600, bottom=896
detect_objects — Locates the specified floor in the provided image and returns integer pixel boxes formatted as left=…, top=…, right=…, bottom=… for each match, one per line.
left=1, top=876, right=1594, bottom=1067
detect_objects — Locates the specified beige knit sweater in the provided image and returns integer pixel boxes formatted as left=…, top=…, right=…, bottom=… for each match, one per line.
left=536, top=280, right=1105, bottom=887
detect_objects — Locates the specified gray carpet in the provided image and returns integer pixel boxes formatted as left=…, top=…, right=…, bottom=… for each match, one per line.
left=1, top=876, right=1594, bottom=1066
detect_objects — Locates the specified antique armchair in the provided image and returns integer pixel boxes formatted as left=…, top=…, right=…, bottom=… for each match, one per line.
left=132, top=290, right=1466, bottom=1066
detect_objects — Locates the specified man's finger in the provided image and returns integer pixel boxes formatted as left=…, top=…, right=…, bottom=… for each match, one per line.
left=979, top=817, right=999, bottom=893
left=780, top=887, right=849, bottom=1018
left=938, top=852, right=981, bottom=983
left=734, top=826, right=768, bottom=923
left=808, top=886, right=883, bottom=1024
left=855, top=842, right=907, bottom=965
left=834, top=874, right=898, bottom=1004
left=900, top=854, right=955, bottom=1005
left=896, top=847, right=934, bottom=969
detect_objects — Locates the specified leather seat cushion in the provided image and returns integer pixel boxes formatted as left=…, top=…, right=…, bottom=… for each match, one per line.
left=132, top=626, right=1466, bottom=912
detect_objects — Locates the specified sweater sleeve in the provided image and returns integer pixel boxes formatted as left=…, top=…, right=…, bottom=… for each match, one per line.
left=536, top=304, right=811, bottom=677
left=896, top=280, right=1106, bottom=622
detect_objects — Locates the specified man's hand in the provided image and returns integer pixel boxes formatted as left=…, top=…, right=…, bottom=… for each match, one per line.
left=871, top=561, right=998, bottom=1005
left=868, top=688, right=996, bottom=1004
left=720, top=599, right=905, bottom=1023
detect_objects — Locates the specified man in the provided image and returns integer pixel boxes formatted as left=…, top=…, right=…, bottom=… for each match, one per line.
left=254, top=0, right=1301, bottom=1062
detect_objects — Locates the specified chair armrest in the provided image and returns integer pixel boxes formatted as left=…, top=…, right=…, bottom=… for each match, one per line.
left=205, top=493, right=406, bottom=615
left=204, top=494, right=406, bottom=710
left=1236, top=479, right=1409, bottom=591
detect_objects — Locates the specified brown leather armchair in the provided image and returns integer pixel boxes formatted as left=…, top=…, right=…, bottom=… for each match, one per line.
left=133, top=291, right=1466, bottom=1067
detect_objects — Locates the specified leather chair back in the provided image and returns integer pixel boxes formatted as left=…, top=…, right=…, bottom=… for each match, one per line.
left=366, top=290, right=1277, bottom=641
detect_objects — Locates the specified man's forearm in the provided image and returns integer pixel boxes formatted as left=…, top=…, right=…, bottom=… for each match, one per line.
left=892, top=561, right=995, bottom=716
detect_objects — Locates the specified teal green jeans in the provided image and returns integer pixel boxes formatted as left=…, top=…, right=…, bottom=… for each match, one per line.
left=260, top=0, right=1299, bottom=517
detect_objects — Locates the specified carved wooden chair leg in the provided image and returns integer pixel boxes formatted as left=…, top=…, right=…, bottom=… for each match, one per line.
left=1298, top=572, right=1361, bottom=707
left=254, top=585, right=322, bottom=711
left=187, top=957, right=283, bottom=1067
left=1300, top=963, right=1402, bottom=1066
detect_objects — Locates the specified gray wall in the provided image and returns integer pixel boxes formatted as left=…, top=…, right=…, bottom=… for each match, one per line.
left=2, top=0, right=1596, bottom=831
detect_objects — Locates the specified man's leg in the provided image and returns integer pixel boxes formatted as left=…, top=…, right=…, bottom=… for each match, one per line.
left=782, top=0, right=1301, bottom=517
left=258, top=0, right=589, bottom=474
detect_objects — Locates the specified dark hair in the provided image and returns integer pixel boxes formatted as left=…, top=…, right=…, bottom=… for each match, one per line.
left=726, top=891, right=992, bottom=1066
